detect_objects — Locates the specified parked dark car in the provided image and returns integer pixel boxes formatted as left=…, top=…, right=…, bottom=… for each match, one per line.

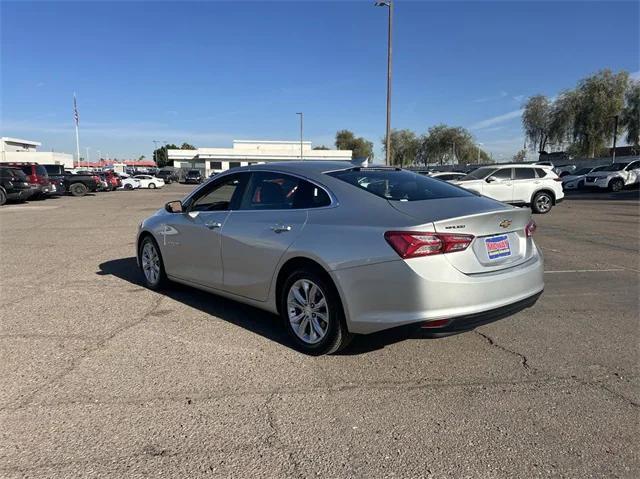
left=183, top=169, right=203, bottom=184
left=6, top=162, right=52, bottom=199
left=157, top=169, right=178, bottom=184
left=0, top=166, right=34, bottom=205
left=43, top=165, right=101, bottom=196
left=42, top=165, right=68, bottom=196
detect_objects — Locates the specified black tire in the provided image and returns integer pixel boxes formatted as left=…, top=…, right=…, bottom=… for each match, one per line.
left=124, top=183, right=133, bottom=190
left=149, top=183, right=156, bottom=189
left=279, top=269, right=352, bottom=355
left=69, top=183, right=88, bottom=197
left=531, top=191, right=553, bottom=214
left=609, top=178, right=624, bottom=192
left=577, top=180, right=585, bottom=190
left=0, top=188, right=6, bottom=206
left=138, top=236, right=168, bottom=290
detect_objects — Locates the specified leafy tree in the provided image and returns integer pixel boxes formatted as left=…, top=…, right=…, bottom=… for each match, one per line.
left=512, top=149, right=527, bottom=162
left=570, top=70, right=629, bottom=157
left=152, top=142, right=197, bottom=167
left=312, top=145, right=330, bottom=150
left=417, top=124, right=488, bottom=165
left=621, top=80, right=640, bottom=146
left=335, top=129, right=374, bottom=159
left=522, top=95, right=552, bottom=153
left=138, top=155, right=146, bottom=161
left=382, top=129, right=421, bottom=166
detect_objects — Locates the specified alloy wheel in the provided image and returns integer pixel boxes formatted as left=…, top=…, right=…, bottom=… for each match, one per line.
left=536, top=194, right=551, bottom=213
left=141, top=241, right=161, bottom=285
left=287, top=279, right=329, bottom=345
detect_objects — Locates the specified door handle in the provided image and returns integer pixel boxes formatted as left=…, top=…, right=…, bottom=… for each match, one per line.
left=205, top=221, right=222, bottom=230
left=271, top=224, right=292, bottom=233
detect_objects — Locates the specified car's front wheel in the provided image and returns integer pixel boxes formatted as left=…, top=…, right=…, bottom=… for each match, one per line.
left=532, top=191, right=553, bottom=214
left=609, top=178, right=624, bottom=192
left=139, top=236, right=167, bottom=290
left=280, top=270, right=351, bottom=355
left=148, top=183, right=156, bottom=189
left=69, top=183, right=88, bottom=197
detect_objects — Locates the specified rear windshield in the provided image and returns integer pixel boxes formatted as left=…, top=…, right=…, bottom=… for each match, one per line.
left=35, top=165, right=48, bottom=177
left=601, top=163, right=628, bottom=171
left=43, top=165, right=64, bottom=175
left=326, top=168, right=474, bottom=201
left=188, top=170, right=200, bottom=175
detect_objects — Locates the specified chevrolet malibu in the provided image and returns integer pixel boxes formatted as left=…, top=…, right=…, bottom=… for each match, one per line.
left=137, top=162, right=544, bottom=354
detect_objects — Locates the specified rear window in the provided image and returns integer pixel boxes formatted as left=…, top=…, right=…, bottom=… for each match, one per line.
left=514, top=168, right=535, bottom=180
left=534, top=168, right=548, bottom=178
left=43, top=165, right=64, bottom=175
left=35, top=165, right=48, bottom=177
left=326, top=168, right=474, bottom=201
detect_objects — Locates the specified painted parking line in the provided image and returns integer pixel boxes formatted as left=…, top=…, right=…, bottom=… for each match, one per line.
left=544, top=268, right=625, bottom=274
left=0, top=205, right=62, bottom=212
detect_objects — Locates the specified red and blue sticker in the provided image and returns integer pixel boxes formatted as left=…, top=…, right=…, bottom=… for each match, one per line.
left=485, top=235, right=511, bottom=259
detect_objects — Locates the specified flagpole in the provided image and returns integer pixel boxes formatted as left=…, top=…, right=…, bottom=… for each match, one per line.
left=74, top=93, right=81, bottom=168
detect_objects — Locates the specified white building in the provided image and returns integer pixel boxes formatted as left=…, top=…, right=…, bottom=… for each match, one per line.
left=0, top=137, right=75, bottom=169
left=168, top=140, right=353, bottom=177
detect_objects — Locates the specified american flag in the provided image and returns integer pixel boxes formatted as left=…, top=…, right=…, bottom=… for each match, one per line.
left=73, top=94, right=79, bottom=126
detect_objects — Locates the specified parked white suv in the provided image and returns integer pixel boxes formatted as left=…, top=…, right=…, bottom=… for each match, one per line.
left=454, top=164, right=564, bottom=214
left=583, top=160, right=640, bottom=192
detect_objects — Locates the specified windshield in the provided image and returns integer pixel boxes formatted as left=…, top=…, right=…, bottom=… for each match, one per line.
left=188, top=170, right=200, bottom=175
left=600, top=163, right=628, bottom=172
left=326, top=168, right=474, bottom=201
left=460, top=167, right=497, bottom=181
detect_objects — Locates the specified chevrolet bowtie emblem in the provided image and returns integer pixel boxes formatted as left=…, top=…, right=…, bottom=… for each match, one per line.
left=499, top=219, right=512, bottom=229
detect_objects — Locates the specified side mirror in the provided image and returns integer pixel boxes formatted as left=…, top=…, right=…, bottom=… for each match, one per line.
left=486, top=176, right=497, bottom=183
left=165, top=200, right=183, bottom=213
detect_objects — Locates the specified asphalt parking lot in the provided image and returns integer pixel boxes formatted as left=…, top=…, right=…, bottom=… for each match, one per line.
left=1, top=185, right=638, bottom=478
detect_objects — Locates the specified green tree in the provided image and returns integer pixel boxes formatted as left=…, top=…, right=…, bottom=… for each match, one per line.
left=152, top=142, right=197, bottom=167
left=335, top=130, right=374, bottom=159
left=382, top=129, right=421, bottom=166
left=180, top=142, right=196, bottom=150
left=417, top=124, right=488, bottom=165
left=312, top=145, right=330, bottom=150
left=522, top=95, right=552, bottom=153
left=621, top=80, right=640, bottom=146
left=138, top=155, right=146, bottom=161
left=512, top=149, right=527, bottom=162
left=570, top=70, right=629, bottom=157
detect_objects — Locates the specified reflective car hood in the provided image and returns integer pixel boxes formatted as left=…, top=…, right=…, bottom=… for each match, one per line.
left=387, top=195, right=511, bottom=224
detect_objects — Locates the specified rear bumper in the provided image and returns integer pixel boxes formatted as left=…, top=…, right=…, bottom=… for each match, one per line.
left=330, top=247, right=544, bottom=335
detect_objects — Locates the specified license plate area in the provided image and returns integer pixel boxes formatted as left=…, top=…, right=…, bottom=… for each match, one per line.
left=485, top=234, right=511, bottom=260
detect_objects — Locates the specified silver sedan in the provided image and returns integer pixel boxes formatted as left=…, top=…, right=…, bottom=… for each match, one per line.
left=137, top=162, right=544, bottom=354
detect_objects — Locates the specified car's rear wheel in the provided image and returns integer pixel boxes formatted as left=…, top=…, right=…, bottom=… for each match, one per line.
left=149, top=183, right=156, bottom=189
left=124, top=183, right=133, bottom=190
left=532, top=191, right=553, bottom=214
left=0, top=188, right=6, bottom=206
left=577, top=180, right=585, bottom=189
left=69, top=183, right=88, bottom=197
left=609, top=178, right=624, bottom=192
left=139, top=236, right=167, bottom=290
left=280, top=270, right=351, bottom=355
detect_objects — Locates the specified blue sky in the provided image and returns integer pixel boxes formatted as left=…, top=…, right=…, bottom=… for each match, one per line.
left=2, top=0, right=639, bottom=162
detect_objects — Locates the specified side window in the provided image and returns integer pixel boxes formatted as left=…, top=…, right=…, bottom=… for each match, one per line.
left=241, top=172, right=299, bottom=210
left=514, top=168, right=535, bottom=180
left=626, top=161, right=640, bottom=170
left=190, top=174, right=246, bottom=212
left=492, top=168, right=512, bottom=180
left=292, top=180, right=332, bottom=208
left=534, top=168, right=548, bottom=178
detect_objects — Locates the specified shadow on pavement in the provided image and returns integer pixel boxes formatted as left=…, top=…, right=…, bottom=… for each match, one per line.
left=98, top=257, right=427, bottom=355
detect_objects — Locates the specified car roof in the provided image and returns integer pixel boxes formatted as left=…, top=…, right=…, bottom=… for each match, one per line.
left=239, top=161, right=376, bottom=176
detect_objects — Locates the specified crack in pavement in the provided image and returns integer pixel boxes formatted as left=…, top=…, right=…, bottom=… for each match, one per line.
left=474, top=330, right=534, bottom=372
left=263, top=392, right=303, bottom=477
left=3, top=294, right=164, bottom=411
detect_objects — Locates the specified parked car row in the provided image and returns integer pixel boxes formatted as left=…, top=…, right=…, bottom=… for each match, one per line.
left=0, top=162, right=170, bottom=206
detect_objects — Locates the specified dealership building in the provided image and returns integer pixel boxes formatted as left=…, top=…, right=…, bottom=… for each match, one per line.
left=167, top=140, right=353, bottom=176
left=0, top=137, right=75, bottom=169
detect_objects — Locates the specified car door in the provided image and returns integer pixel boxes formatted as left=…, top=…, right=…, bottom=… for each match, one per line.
left=512, top=167, right=536, bottom=203
left=160, top=173, right=248, bottom=288
left=624, top=161, right=640, bottom=185
left=482, top=168, right=513, bottom=202
left=220, top=171, right=312, bottom=301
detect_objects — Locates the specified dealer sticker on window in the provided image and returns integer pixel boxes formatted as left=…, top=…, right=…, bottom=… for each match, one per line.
left=485, top=234, right=511, bottom=260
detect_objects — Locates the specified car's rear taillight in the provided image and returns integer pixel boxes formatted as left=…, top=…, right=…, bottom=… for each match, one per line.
left=553, top=177, right=562, bottom=182
left=384, top=231, right=474, bottom=259
left=525, top=219, right=537, bottom=237
left=92, top=175, right=100, bottom=182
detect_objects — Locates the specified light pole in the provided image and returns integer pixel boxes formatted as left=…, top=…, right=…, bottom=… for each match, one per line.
left=477, top=143, right=483, bottom=164
left=296, top=112, right=304, bottom=160
left=375, top=0, right=393, bottom=166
